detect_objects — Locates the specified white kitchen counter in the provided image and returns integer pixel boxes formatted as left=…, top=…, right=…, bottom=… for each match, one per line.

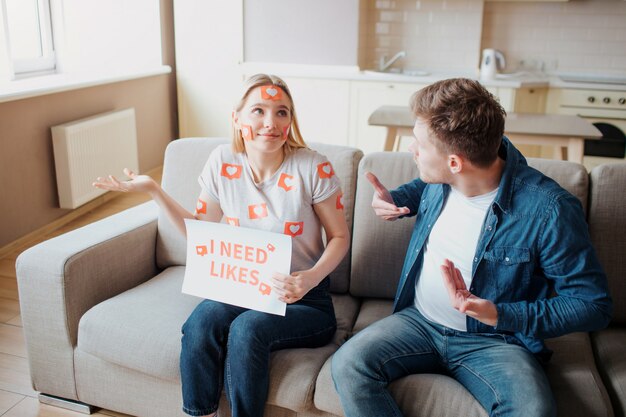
left=240, top=62, right=626, bottom=91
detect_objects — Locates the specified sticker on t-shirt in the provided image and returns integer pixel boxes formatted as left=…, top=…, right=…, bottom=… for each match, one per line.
left=261, top=85, right=283, bottom=101
left=196, top=199, right=207, bottom=214
left=284, top=221, right=304, bottom=237
left=226, top=217, right=240, bottom=226
left=248, top=203, right=268, bottom=220
left=278, top=173, right=295, bottom=192
left=317, top=162, right=335, bottom=179
left=221, top=163, right=243, bottom=180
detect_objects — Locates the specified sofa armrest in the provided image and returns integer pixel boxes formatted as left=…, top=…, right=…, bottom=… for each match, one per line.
left=16, top=201, right=160, bottom=400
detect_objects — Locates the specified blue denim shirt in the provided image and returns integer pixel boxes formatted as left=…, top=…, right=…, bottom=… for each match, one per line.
left=390, top=138, right=612, bottom=359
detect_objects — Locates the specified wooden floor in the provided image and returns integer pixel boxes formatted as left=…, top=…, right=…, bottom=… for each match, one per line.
left=0, top=171, right=161, bottom=417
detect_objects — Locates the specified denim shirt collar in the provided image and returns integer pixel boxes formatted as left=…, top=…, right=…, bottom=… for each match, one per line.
left=492, top=136, right=527, bottom=215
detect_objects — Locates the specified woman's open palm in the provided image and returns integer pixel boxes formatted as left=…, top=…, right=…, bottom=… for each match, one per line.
left=92, top=168, right=155, bottom=193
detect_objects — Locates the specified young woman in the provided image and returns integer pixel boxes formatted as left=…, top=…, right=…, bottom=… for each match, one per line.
left=93, top=74, right=349, bottom=417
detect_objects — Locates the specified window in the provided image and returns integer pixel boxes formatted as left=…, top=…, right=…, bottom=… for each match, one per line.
left=1, top=0, right=55, bottom=78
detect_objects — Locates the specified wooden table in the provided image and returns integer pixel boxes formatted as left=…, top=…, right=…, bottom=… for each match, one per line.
left=368, top=106, right=602, bottom=164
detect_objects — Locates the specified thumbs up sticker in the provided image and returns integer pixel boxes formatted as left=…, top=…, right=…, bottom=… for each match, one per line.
left=317, top=162, right=335, bottom=179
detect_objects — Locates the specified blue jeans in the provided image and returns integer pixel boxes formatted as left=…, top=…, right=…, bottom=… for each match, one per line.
left=331, top=306, right=556, bottom=417
left=180, top=282, right=336, bottom=417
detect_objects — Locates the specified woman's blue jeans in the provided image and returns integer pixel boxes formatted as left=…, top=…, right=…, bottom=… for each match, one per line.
left=180, top=282, right=336, bottom=417
left=331, top=306, right=556, bottom=417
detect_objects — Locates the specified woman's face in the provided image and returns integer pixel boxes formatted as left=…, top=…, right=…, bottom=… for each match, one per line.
left=235, top=85, right=292, bottom=156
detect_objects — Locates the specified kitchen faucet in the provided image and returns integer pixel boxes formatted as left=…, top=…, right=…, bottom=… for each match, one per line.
left=379, top=51, right=406, bottom=72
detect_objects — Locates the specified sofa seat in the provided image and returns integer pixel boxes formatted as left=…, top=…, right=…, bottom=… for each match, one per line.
left=592, top=328, right=626, bottom=417
left=77, top=266, right=361, bottom=413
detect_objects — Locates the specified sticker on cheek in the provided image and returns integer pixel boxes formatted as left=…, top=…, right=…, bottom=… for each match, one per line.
left=241, top=124, right=253, bottom=141
left=261, top=85, right=283, bottom=100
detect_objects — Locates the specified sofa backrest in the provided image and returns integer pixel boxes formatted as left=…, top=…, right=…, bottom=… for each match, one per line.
left=350, top=153, right=591, bottom=299
left=589, top=163, right=626, bottom=324
left=156, top=138, right=363, bottom=294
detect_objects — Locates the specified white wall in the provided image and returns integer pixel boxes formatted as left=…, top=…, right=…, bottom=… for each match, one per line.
left=56, top=0, right=163, bottom=74
left=482, top=0, right=626, bottom=75
left=174, top=0, right=244, bottom=138
left=244, top=0, right=360, bottom=66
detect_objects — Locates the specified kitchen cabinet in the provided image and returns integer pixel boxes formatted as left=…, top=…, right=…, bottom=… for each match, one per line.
left=349, top=81, right=428, bottom=154
left=282, top=77, right=351, bottom=146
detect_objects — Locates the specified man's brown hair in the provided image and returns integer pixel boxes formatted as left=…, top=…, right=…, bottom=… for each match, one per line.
left=409, top=78, right=506, bottom=168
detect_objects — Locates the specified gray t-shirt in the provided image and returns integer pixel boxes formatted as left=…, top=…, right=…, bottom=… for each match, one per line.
left=198, top=144, right=342, bottom=273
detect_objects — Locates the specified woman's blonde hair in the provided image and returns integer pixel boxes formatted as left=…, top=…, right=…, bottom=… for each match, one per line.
left=231, top=74, right=308, bottom=153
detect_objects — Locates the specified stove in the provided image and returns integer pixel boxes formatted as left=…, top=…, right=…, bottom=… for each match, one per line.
left=550, top=87, right=626, bottom=168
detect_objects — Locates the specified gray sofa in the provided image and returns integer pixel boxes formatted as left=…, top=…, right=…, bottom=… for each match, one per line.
left=16, top=137, right=625, bottom=417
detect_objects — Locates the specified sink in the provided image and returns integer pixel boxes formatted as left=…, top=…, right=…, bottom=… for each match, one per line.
left=363, top=69, right=430, bottom=78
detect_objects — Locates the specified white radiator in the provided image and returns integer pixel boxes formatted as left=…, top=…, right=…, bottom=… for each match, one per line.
left=51, top=108, right=139, bottom=209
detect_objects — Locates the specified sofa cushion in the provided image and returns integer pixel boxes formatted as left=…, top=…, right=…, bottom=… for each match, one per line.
left=527, top=158, right=589, bottom=214
left=544, top=332, right=613, bottom=417
left=592, top=328, right=626, bottom=417
left=77, top=267, right=201, bottom=381
left=156, top=138, right=363, bottom=295
left=351, top=152, right=419, bottom=299
left=589, top=163, right=626, bottom=324
left=77, top=267, right=360, bottom=411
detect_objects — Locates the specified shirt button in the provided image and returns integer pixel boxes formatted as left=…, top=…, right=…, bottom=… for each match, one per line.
left=487, top=225, right=492, bottom=231
left=505, top=257, right=510, bottom=262
left=474, top=257, right=478, bottom=262
left=427, top=224, right=431, bottom=228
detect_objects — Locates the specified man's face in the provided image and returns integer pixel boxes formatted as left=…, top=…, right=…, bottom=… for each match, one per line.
left=408, top=119, right=451, bottom=184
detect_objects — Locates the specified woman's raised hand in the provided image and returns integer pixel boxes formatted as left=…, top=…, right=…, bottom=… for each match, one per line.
left=92, top=168, right=156, bottom=194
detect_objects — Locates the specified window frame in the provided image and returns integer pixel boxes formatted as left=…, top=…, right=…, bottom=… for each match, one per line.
left=1, top=0, right=56, bottom=78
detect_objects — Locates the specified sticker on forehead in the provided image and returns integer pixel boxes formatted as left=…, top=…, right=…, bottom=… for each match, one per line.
left=241, top=124, right=253, bottom=141
left=261, top=85, right=283, bottom=101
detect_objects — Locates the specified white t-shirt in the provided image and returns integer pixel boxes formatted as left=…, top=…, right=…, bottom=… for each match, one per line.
left=198, top=144, right=342, bottom=274
left=414, top=186, right=498, bottom=331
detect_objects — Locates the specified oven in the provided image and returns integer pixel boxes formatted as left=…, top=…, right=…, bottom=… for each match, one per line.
left=551, top=88, right=626, bottom=170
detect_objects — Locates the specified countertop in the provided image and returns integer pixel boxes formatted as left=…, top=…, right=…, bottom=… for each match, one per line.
left=240, top=63, right=626, bottom=92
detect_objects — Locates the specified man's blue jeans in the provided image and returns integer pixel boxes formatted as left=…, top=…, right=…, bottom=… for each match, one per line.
left=331, top=306, right=556, bottom=417
left=180, top=285, right=336, bottom=417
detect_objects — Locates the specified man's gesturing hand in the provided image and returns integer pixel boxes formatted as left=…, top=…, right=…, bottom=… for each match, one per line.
left=365, top=172, right=410, bottom=221
left=440, top=259, right=498, bottom=327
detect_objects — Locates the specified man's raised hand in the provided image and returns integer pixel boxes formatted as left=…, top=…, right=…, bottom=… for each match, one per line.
left=365, top=172, right=410, bottom=221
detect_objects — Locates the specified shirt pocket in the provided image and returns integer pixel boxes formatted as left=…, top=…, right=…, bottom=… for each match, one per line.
left=483, top=246, right=532, bottom=298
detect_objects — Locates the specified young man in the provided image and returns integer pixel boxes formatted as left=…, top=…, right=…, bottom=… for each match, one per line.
left=331, top=78, right=612, bottom=417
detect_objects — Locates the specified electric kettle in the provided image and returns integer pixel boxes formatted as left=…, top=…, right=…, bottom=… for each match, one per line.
left=480, top=49, right=505, bottom=80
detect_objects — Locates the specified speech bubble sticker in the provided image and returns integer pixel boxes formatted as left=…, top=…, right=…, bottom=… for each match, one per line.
left=248, top=203, right=268, bottom=220
left=241, top=124, right=253, bottom=141
left=317, top=162, right=335, bottom=179
left=196, top=245, right=208, bottom=256
left=261, top=85, right=283, bottom=101
left=221, top=163, right=243, bottom=180
left=278, top=173, right=295, bottom=192
left=259, top=283, right=272, bottom=295
left=336, top=193, right=344, bottom=210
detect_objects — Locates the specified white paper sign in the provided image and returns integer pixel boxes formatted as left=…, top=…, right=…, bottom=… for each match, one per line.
left=182, top=219, right=292, bottom=316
